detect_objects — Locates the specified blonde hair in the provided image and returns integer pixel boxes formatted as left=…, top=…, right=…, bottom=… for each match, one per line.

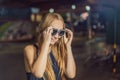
left=37, top=13, right=67, bottom=80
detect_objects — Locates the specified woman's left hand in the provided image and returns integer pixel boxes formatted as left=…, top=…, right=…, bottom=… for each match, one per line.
left=64, top=28, right=73, bottom=46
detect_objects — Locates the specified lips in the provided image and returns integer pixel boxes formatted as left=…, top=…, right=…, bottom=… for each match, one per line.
left=51, top=38, right=57, bottom=43
left=51, top=39, right=56, bottom=42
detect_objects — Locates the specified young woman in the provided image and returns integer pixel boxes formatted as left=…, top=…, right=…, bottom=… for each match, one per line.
left=24, top=13, right=76, bottom=80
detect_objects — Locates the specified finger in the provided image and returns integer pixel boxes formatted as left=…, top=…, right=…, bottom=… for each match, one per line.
left=65, top=29, right=73, bottom=37
left=65, top=29, right=73, bottom=41
left=49, top=28, right=53, bottom=36
left=65, top=28, right=71, bottom=34
left=43, top=30, right=46, bottom=35
left=46, top=26, right=53, bottom=33
left=65, top=28, right=72, bottom=33
left=64, top=33, right=67, bottom=38
left=64, top=34, right=68, bottom=43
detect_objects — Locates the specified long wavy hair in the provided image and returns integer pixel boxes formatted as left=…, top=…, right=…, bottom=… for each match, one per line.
left=37, top=13, right=67, bottom=80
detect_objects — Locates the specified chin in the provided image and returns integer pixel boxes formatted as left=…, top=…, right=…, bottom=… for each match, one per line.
left=50, top=39, right=58, bottom=45
left=50, top=42, right=56, bottom=45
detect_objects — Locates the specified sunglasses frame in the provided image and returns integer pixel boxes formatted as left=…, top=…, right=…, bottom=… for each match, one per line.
left=52, top=28, right=66, bottom=37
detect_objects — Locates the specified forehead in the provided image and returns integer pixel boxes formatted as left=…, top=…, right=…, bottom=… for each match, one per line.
left=50, top=20, right=64, bottom=29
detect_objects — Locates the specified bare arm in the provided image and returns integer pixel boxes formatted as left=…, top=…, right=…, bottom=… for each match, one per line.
left=24, top=27, right=53, bottom=78
left=64, top=28, right=76, bottom=78
left=65, top=45, right=76, bottom=78
left=24, top=42, right=49, bottom=78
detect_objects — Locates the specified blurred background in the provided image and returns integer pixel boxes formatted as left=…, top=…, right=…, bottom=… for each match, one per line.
left=0, top=0, right=120, bottom=80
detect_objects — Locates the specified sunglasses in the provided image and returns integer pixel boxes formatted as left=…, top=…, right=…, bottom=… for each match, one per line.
left=51, top=28, right=66, bottom=37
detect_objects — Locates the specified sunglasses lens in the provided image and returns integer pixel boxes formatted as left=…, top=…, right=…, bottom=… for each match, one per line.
left=59, top=30, right=65, bottom=36
left=52, top=29, right=58, bottom=36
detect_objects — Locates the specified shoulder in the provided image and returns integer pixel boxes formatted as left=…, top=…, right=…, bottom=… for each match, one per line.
left=24, top=44, right=38, bottom=60
left=24, top=44, right=34, bottom=51
left=24, top=44, right=36, bottom=56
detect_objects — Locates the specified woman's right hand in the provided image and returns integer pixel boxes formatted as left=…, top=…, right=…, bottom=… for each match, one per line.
left=43, top=27, right=53, bottom=45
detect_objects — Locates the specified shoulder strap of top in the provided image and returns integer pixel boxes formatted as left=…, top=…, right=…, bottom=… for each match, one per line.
left=50, top=52, right=57, bottom=66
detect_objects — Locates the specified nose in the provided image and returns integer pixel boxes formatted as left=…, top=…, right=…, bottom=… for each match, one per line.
left=54, top=32, right=59, bottom=38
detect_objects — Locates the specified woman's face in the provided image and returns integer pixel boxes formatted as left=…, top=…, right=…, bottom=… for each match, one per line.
left=50, top=19, right=64, bottom=45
